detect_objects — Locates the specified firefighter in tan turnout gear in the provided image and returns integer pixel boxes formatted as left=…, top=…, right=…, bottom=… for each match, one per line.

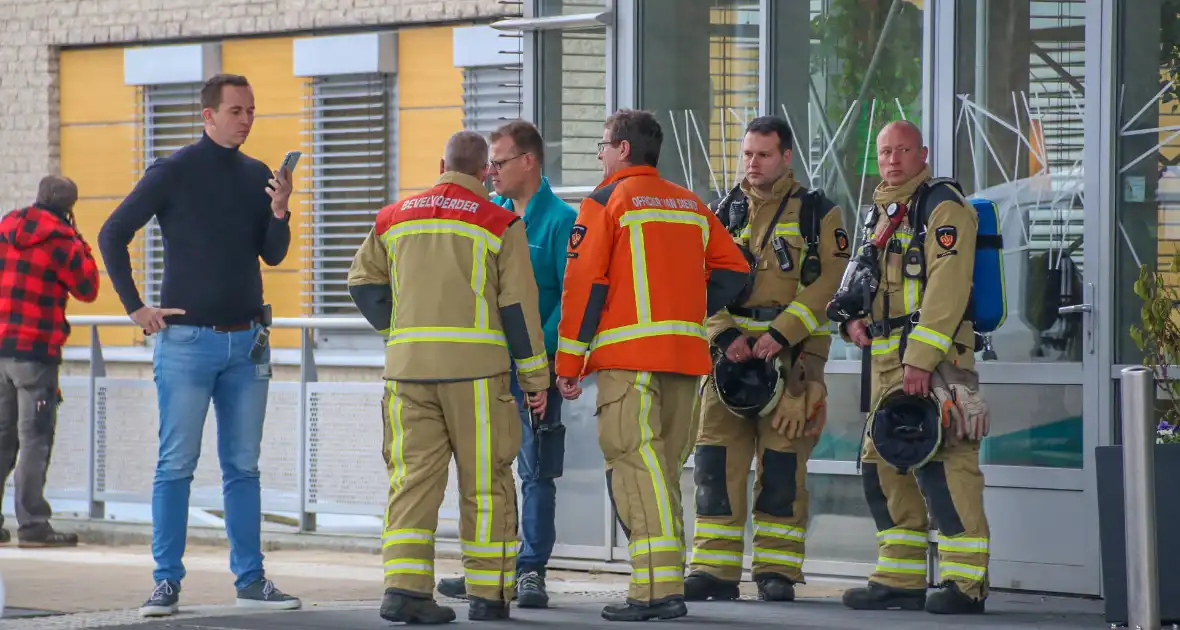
left=348, top=130, right=551, bottom=625
left=685, top=116, right=850, bottom=602
left=839, top=120, right=990, bottom=616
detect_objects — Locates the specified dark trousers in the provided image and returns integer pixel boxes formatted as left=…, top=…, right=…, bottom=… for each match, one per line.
left=509, top=365, right=564, bottom=576
left=0, top=358, right=60, bottom=537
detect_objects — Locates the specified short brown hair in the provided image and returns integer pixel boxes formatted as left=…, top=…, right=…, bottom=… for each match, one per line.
left=35, top=175, right=78, bottom=213
left=604, top=109, right=662, bottom=168
left=201, top=74, right=250, bottom=111
left=444, top=130, right=490, bottom=177
left=489, top=120, right=545, bottom=165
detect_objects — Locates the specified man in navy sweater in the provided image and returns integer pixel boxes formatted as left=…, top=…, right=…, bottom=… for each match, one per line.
left=98, top=73, right=301, bottom=618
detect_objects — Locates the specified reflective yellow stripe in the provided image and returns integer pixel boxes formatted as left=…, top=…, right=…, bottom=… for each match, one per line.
left=871, top=332, right=903, bottom=356
left=466, top=568, right=516, bottom=587
left=938, top=535, right=989, bottom=554
left=629, top=536, right=682, bottom=557
left=732, top=315, right=773, bottom=331
left=634, top=372, right=675, bottom=539
left=516, top=352, right=548, bottom=374
left=383, top=218, right=503, bottom=254
left=752, top=520, right=805, bottom=542
left=940, top=561, right=987, bottom=581
left=386, top=381, right=406, bottom=494
left=474, top=379, right=493, bottom=543
left=877, top=528, right=928, bottom=548
left=592, top=321, right=706, bottom=350
left=461, top=540, right=518, bottom=558
left=909, top=325, right=952, bottom=352
left=774, top=222, right=800, bottom=238
left=695, top=522, right=744, bottom=541
left=690, top=548, right=743, bottom=566
left=631, top=566, right=684, bottom=584
left=382, top=528, right=432, bottom=548
left=739, top=225, right=751, bottom=240
left=384, top=559, right=434, bottom=576
left=621, top=209, right=710, bottom=324
left=876, top=557, right=927, bottom=575
left=752, top=547, right=804, bottom=568
left=558, top=336, right=588, bottom=356
left=387, top=327, right=507, bottom=346
left=784, top=301, right=818, bottom=333
left=471, top=238, right=489, bottom=329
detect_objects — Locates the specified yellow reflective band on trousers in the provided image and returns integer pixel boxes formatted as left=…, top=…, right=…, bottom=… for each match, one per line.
left=937, top=534, right=990, bottom=590
left=870, top=527, right=928, bottom=589
left=380, top=375, right=520, bottom=601
left=633, top=373, right=675, bottom=539
left=516, top=352, right=548, bottom=374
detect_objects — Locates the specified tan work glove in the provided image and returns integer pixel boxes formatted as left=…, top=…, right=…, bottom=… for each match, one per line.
left=769, top=359, right=828, bottom=439
left=931, top=381, right=990, bottom=445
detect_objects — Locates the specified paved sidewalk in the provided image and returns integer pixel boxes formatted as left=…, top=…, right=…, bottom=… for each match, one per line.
left=0, top=544, right=1107, bottom=629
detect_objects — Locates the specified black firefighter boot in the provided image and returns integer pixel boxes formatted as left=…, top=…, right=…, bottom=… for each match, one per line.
left=379, top=590, right=457, bottom=625
left=754, top=574, right=796, bottom=602
left=601, top=597, right=688, bottom=622
left=467, top=596, right=511, bottom=621
left=683, top=572, right=740, bottom=601
left=924, top=581, right=986, bottom=615
left=841, top=581, right=927, bottom=611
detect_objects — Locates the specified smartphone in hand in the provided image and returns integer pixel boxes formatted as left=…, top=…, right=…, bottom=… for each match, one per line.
left=279, top=150, right=301, bottom=176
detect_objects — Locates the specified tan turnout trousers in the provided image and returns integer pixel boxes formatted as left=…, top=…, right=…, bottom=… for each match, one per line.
left=596, top=369, right=700, bottom=605
left=380, top=373, right=521, bottom=602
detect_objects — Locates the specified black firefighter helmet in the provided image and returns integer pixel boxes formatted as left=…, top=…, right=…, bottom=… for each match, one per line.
left=869, top=390, right=943, bottom=474
left=712, top=339, right=784, bottom=420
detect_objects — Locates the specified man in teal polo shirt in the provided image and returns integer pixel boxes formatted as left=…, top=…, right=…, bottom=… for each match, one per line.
left=436, top=120, right=576, bottom=609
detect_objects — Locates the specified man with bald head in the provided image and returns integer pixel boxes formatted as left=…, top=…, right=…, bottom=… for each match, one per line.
left=839, top=120, right=991, bottom=615
left=349, top=130, right=550, bottom=624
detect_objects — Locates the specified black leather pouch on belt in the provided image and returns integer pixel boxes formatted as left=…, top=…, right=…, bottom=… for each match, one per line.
left=532, top=412, right=566, bottom=480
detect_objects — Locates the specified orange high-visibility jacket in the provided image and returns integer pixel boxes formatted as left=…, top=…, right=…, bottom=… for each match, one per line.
left=556, top=165, right=750, bottom=379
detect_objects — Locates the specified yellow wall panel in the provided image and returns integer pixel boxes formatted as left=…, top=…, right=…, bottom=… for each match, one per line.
left=72, top=199, right=118, bottom=267
left=61, top=125, right=136, bottom=199
left=241, top=114, right=304, bottom=169
left=221, top=37, right=307, bottom=116
left=398, top=108, right=463, bottom=193
left=60, top=48, right=137, bottom=125
left=398, top=26, right=464, bottom=109
left=261, top=269, right=305, bottom=349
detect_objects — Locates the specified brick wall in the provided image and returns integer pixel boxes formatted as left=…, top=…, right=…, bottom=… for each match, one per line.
left=0, top=0, right=515, bottom=211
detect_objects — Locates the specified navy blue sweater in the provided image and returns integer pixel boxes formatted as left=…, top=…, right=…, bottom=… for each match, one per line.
left=98, top=133, right=291, bottom=327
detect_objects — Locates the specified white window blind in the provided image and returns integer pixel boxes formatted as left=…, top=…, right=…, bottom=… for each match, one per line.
left=460, top=27, right=524, bottom=135
left=303, top=73, right=397, bottom=317
left=140, top=83, right=204, bottom=308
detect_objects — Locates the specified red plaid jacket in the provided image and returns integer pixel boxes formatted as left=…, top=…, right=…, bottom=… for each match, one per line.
left=0, top=205, right=99, bottom=364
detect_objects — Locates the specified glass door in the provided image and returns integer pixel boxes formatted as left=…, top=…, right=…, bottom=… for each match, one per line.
left=950, top=0, right=1101, bottom=595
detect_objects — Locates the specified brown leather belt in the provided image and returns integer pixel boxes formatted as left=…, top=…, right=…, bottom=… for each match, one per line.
left=212, top=322, right=254, bottom=333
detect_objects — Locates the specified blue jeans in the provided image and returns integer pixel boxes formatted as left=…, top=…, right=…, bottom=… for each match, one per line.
left=151, top=324, right=271, bottom=590
left=509, top=367, right=563, bottom=576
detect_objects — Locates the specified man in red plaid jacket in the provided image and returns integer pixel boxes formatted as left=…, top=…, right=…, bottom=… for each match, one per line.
left=0, top=175, right=98, bottom=548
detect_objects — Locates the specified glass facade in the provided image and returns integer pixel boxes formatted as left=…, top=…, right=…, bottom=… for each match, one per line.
left=518, top=0, right=1152, bottom=597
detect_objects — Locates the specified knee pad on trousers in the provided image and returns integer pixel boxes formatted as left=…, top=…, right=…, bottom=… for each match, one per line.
left=860, top=463, right=896, bottom=532
left=693, top=445, right=732, bottom=517
left=753, top=449, right=797, bottom=518
left=914, top=461, right=966, bottom=536
left=605, top=469, right=632, bottom=539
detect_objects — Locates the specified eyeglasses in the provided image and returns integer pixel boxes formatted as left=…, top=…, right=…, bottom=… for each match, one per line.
left=489, top=153, right=526, bottom=171
left=597, top=140, right=621, bottom=153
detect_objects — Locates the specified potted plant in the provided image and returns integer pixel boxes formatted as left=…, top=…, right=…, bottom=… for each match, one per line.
left=1094, top=252, right=1180, bottom=625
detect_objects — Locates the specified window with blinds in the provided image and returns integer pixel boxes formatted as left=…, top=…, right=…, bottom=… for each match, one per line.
left=462, top=63, right=524, bottom=135
left=140, top=83, right=204, bottom=308
left=303, top=73, right=397, bottom=317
